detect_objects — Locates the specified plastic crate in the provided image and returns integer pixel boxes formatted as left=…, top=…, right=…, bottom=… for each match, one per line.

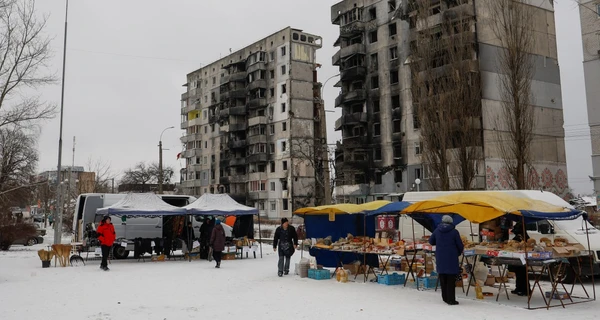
left=308, top=269, right=331, bottom=280
left=378, top=273, right=406, bottom=285
left=417, top=276, right=438, bottom=290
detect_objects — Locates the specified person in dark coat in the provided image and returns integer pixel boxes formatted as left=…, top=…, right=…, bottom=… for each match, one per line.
left=199, top=217, right=213, bottom=259
left=273, top=218, right=298, bottom=277
left=180, top=221, right=195, bottom=253
left=509, top=221, right=530, bottom=296
left=210, top=219, right=226, bottom=268
left=429, top=215, right=464, bottom=305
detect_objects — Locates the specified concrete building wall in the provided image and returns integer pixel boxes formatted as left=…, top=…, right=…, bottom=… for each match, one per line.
left=180, top=27, right=323, bottom=218
left=474, top=1, right=568, bottom=197
left=580, top=1, right=600, bottom=193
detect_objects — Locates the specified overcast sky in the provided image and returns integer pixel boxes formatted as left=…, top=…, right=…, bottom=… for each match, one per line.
left=32, top=0, right=593, bottom=195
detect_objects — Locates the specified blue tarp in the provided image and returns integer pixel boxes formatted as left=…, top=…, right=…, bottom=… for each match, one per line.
left=410, top=213, right=466, bottom=233
left=507, top=209, right=583, bottom=223
left=304, top=214, right=378, bottom=268
left=365, top=201, right=411, bottom=216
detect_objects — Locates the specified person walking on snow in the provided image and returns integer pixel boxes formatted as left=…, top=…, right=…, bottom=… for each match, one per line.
left=273, top=218, right=298, bottom=277
left=210, top=219, right=226, bottom=268
left=429, top=215, right=464, bottom=305
left=97, top=215, right=116, bottom=271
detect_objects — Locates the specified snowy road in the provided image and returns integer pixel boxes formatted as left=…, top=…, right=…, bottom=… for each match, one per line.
left=1, top=237, right=598, bottom=320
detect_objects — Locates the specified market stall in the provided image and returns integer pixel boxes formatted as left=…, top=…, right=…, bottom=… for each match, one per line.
left=402, top=191, right=595, bottom=309
left=293, top=201, right=391, bottom=279
left=183, top=193, right=261, bottom=260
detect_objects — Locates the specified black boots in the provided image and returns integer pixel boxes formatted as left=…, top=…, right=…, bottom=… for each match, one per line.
left=215, top=261, right=221, bottom=268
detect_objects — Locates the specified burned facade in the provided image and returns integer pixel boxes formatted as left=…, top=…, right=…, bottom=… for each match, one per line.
left=179, top=27, right=327, bottom=218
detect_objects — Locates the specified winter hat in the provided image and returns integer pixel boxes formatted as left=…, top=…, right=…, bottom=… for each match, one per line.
left=442, top=215, right=453, bottom=224
left=102, top=215, right=111, bottom=223
left=281, top=218, right=289, bottom=224
left=215, top=219, right=221, bottom=225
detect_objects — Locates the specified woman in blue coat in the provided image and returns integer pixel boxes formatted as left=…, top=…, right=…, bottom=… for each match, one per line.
left=429, top=215, right=464, bottom=305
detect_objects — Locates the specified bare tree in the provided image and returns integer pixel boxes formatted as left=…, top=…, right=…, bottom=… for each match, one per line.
left=0, top=125, right=37, bottom=210
left=85, top=156, right=113, bottom=193
left=290, top=138, right=333, bottom=206
left=0, top=0, right=56, bottom=129
left=407, top=0, right=482, bottom=190
left=121, top=161, right=174, bottom=186
left=490, top=0, right=535, bottom=189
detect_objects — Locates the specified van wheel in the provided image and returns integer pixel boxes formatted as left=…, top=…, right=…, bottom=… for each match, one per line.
left=26, top=238, right=38, bottom=246
left=112, top=245, right=129, bottom=259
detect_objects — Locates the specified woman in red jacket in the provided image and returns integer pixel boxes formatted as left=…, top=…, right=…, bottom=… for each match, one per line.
left=97, top=215, right=116, bottom=271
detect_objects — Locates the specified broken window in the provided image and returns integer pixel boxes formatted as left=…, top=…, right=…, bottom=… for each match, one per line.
left=389, top=23, right=397, bottom=37
left=414, top=142, right=422, bottom=155
left=369, top=7, right=377, bottom=20
left=393, top=120, right=401, bottom=133
left=392, top=95, right=400, bottom=109
left=389, top=46, right=398, bottom=60
left=270, top=70, right=275, bottom=79
left=282, top=160, right=288, bottom=170
left=281, top=65, right=286, bottom=75
left=281, top=46, right=286, bottom=56
left=374, top=148, right=382, bottom=161
left=393, top=145, right=402, bottom=158
left=390, top=70, right=399, bottom=84
left=373, top=100, right=380, bottom=113
left=281, top=103, right=286, bottom=113
left=374, top=123, right=381, bottom=136
left=371, top=76, right=379, bottom=89
left=371, top=53, right=378, bottom=70
left=369, top=30, right=378, bottom=43
left=388, top=0, right=396, bottom=12
left=281, top=84, right=286, bottom=94
left=270, top=87, right=275, bottom=97
left=282, top=200, right=289, bottom=211
left=413, top=113, right=421, bottom=129
left=395, top=170, right=403, bottom=182
left=282, top=122, right=287, bottom=131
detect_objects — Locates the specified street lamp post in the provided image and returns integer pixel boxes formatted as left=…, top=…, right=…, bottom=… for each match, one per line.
left=319, top=73, right=340, bottom=204
left=158, top=126, right=175, bottom=194
left=54, top=0, right=69, bottom=245
left=415, top=178, right=421, bottom=192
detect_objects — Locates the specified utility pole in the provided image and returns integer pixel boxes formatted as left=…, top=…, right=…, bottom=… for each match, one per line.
left=159, top=126, right=174, bottom=194
left=54, top=0, right=69, bottom=245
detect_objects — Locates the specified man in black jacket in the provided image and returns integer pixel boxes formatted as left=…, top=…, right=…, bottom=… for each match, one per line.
left=509, top=221, right=531, bottom=296
left=273, top=218, right=298, bottom=277
left=199, top=217, right=213, bottom=260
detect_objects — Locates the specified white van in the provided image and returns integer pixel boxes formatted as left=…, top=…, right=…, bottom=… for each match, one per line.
left=72, top=193, right=232, bottom=259
left=400, top=190, right=600, bottom=279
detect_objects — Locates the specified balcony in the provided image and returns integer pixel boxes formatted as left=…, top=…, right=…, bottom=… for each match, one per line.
left=230, top=89, right=247, bottom=99
left=219, top=108, right=230, bottom=118
left=229, top=157, right=246, bottom=167
left=247, top=153, right=268, bottom=163
left=246, top=62, right=267, bottom=74
left=230, top=123, right=247, bottom=132
left=230, top=105, right=247, bottom=116
left=247, top=97, right=267, bottom=109
left=341, top=66, right=367, bottom=81
left=248, top=116, right=267, bottom=127
left=219, top=74, right=231, bottom=85
left=180, top=133, right=202, bottom=143
left=183, top=149, right=202, bottom=158
left=247, top=79, right=268, bottom=91
left=230, top=71, right=247, bottom=83
left=333, top=50, right=341, bottom=66
left=341, top=43, right=366, bottom=59
left=340, top=21, right=365, bottom=37
left=228, top=139, right=247, bottom=149
left=248, top=191, right=269, bottom=200
left=209, top=114, right=219, bottom=124
left=219, top=176, right=231, bottom=185
left=342, top=135, right=368, bottom=146
left=247, top=135, right=267, bottom=145
left=335, top=89, right=367, bottom=107
left=249, top=172, right=268, bottom=181
left=229, top=175, right=247, bottom=184
left=340, top=112, right=368, bottom=127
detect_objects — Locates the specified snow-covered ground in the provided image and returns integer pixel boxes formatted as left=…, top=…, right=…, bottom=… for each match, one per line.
left=1, top=230, right=598, bottom=320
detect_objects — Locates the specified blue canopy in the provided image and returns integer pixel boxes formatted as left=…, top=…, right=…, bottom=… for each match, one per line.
left=508, top=209, right=583, bottom=223
left=364, top=201, right=411, bottom=216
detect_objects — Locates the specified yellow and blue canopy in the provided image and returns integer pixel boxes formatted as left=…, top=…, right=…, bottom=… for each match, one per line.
left=294, top=200, right=391, bottom=216
left=401, top=191, right=581, bottom=223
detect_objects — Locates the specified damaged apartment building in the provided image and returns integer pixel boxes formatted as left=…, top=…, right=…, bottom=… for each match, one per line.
left=179, top=27, right=328, bottom=218
left=331, top=0, right=568, bottom=203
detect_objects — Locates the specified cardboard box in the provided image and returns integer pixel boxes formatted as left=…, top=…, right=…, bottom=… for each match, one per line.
left=343, top=264, right=365, bottom=275
left=485, top=275, right=496, bottom=287
left=552, top=244, right=585, bottom=257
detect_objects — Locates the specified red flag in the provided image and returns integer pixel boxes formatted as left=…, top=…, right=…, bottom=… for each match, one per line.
left=176, top=152, right=182, bottom=160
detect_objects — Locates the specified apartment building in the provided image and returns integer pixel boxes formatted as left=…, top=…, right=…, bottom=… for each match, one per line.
left=37, top=166, right=96, bottom=194
left=579, top=1, right=600, bottom=193
left=331, top=0, right=568, bottom=203
left=179, top=27, right=326, bottom=218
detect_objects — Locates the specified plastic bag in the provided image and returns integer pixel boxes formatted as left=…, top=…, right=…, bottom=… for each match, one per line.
left=309, top=256, right=317, bottom=269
